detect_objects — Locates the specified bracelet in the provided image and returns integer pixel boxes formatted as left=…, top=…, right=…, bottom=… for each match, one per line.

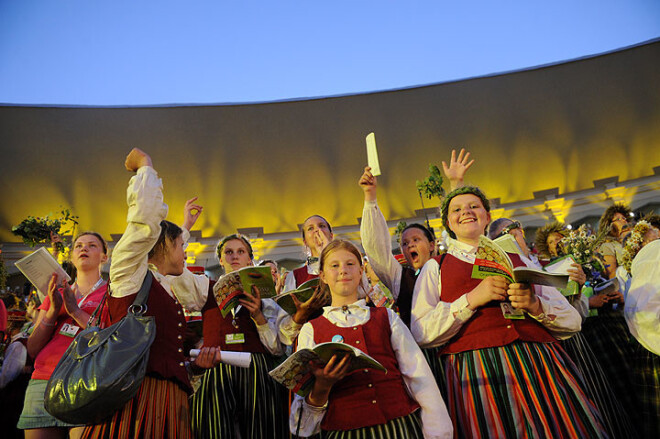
left=40, top=320, right=56, bottom=327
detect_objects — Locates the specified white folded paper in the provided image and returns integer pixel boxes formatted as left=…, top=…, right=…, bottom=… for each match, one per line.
left=189, top=349, right=252, bottom=368
left=366, top=132, right=381, bottom=176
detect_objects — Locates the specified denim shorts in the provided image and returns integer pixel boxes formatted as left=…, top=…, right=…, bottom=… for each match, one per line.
left=17, top=378, right=81, bottom=429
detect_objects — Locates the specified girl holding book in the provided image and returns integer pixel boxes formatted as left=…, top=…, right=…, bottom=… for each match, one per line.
left=411, top=186, right=606, bottom=438
left=190, top=234, right=293, bottom=439
left=18, top=231, right=109, bottom=439
left=290, top=239, right=452, bottom=439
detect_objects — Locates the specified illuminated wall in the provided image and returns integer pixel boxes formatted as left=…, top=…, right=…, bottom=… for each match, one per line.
left=1, top=39, right=659, bottom=244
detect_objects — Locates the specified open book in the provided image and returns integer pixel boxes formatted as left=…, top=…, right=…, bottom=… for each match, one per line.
left=472, top=236, right=569, bottom=290
left=274, top=278, right=320, bottom=315
left=269, top=342, right=386, bottom=396
left=15, top=247, right=71, bottom=296
left=214, top=266, right=276, bottom=318
left=544, top=255, right=580, bottom=296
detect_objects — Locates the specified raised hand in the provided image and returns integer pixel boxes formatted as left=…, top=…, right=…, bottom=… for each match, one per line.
left=359, top=166, right=377, bottom=202
left=183, top=196, right=203, bottom=231
left=442, top=148, right=475, bottom=190
left=45, top=273, right=64, bottom=322
left=124, top=147, right=152, bottom=172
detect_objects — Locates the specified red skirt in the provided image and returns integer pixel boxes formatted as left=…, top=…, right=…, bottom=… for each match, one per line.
left=81, top=376, right=191, bottom=439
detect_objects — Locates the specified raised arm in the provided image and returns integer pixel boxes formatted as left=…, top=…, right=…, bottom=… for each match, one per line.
left=359, top=166, right=402, bottom=298
left=167, top=196, right=209, bottom=312
left=110, top=148, right=168, bottom=298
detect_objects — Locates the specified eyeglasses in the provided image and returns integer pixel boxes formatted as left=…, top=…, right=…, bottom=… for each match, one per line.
left=496, top=220, right=522, bottom=239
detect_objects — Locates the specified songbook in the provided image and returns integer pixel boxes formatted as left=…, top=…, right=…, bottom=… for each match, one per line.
left=269, top=342, right=386, bottom=396
left=14, top=247, right=71, bottom=296
left=471, top=236, right=569, bottom=290
left=214, top=266, right=276, bottom=318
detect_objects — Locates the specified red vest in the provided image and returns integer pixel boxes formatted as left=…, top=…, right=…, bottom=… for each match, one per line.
left=201, top=281, right=267, bottom=353
left=311, top=307, right=419, bottom=431
left=293, top=266, right=318, bottom=287
left=108, top=279, right=191, bottom=393
left=440, top=253, right=557, bottom=355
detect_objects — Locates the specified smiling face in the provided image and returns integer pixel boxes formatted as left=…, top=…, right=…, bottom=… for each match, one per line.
left=219, top=238, right=253, bottom=273
left=320, top=248, right=363, bottom=306
left=302, top=216, right=333, bottom=256
left=72, top=234, right=107, bottom=272
left=447, top=194, right=491, bottom=245
left=400, top=227, right=435, bottom=270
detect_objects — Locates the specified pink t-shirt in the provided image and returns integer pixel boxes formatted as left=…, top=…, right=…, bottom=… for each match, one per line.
left=32, top=284, right=108, bottom=380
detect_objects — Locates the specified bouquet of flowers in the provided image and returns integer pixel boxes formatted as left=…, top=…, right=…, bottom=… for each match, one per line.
left=12, top=208, right=79, bottom=254
left=557, top=224, right=608, bottom=283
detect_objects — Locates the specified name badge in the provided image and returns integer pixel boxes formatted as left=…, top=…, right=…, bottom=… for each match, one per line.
left=501, top=303, right=525, bottom=320
left=59, top=323, right=80, bottom=337
left=226, top=333, right=245, bottom=344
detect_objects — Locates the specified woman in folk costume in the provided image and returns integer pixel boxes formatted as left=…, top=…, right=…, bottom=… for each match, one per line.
left=622, top=220, right=660, bottom=438
left=190, top=233, right=292, bottom=439
left=81, top=148, right=220, bottom=439
left=290, top=239, right=453, bottom=438
left=411, top=186, right=606, bottom=438
left=533, top=221, right=637, bottom=438
left=18, top=231, right=109, bottom=439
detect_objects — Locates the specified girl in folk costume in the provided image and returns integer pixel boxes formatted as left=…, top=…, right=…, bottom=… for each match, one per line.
left=359, top=149, right=474, bottom=328
left=81, top=148, right=220, bottom=439
left=533, top=221, right=637, bottom=438
left=18, top=231, right=109, bottom=439
left=283, top=214, right=335, bottom=291
left=358, top=150, right=473, bottom=397
left=411, top=186, right=607, bottom=438
left=191, top=234, right=291, bottom=439
left=290, top=239, right=453, bottom=439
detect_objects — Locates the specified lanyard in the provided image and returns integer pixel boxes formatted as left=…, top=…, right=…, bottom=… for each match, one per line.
left=74, top=277, right=106, bottom=307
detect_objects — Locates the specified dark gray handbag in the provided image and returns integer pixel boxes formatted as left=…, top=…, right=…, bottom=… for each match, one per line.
left=44, top=271, right=156, bottom=424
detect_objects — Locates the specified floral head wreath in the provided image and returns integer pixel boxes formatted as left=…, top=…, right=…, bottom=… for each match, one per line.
left=621, top=220, right=651, bottom=274
left=534, top=222, right=569, bottom=258
left=440, top=186, right=490, bottom=239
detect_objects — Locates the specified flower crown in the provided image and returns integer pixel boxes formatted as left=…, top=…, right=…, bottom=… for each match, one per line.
left=621, top=220, right=651, bottom=273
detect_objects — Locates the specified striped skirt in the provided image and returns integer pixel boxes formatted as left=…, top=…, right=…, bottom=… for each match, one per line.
left=581, top=310, right=641, bottom=427
left=190, top=352, right=289, bottom=439
left=561, top=332, right=636, bottom=438
left=422, top=345, right=447, bottom=400
left=444, top=341, right=606, bottom=439
left=631, top=340, right=660, bottom=438
left=80, top=376, right=191, bottom=439
left=321, top=411, right=423, bottom=439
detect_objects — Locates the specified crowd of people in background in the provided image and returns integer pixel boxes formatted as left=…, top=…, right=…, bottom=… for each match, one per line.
left=0, top=147, right=658, bottom=438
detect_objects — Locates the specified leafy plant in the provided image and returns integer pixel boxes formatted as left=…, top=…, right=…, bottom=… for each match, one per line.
left=416, top=164, right=445, bottom=200
left=395, top=221, right=408, bottom=243
left=12, top=208, right=79, bottom=253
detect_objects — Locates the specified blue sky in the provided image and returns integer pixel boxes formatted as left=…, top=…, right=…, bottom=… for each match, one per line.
left=1, top=0, right=658, bottom=106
